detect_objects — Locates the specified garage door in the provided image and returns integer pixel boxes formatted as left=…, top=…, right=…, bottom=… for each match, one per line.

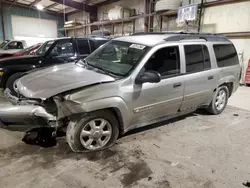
left=11, top=15, right=57, bottom=46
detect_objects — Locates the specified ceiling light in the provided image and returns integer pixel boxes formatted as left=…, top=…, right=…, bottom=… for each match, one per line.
left=36, top=4, right=44, bottom=10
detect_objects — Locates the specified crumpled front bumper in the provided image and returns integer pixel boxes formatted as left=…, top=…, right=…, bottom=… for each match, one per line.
left=0, top=105, right=56, bottom=132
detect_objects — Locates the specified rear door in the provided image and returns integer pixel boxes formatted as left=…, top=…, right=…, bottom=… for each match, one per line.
left=180, top=44, right=217, bottom=110
left=76, top=39, right=91, bottom=60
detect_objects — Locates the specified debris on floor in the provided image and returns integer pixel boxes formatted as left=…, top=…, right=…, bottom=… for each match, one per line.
left=243, top=181, right=250, bottom=187
left=22, top=127, right=57, bottom=148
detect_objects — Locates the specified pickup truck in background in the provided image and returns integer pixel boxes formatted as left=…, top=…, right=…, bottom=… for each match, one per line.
left=0, top=40, right=28, bottom=59
left=0, top=37, right=109, bottom=96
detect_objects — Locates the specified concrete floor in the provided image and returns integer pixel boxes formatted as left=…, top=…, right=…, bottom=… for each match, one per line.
left=0, top=87, right=250, bottom=188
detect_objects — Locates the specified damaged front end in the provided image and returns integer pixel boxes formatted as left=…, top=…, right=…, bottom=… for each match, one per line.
left=0, top=89, right=74, bottom=132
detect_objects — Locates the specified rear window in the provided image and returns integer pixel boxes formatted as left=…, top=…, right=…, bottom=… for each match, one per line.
left=213, top=44, right=239, bottom=67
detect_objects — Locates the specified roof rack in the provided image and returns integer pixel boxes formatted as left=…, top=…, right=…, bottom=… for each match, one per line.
left=131, top=31, right=222, bottom=36
left=164, top=34, right=229, bottom=42
left=131, top=32, right=185, bottom=36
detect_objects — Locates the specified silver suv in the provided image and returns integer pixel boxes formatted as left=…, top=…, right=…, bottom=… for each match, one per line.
left=0, top=33, right=241, bottom=152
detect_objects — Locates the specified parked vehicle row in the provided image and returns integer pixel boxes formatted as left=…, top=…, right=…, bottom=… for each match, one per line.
left=0, top=33, right=241, bottom=152
left=0, top=37, right=109, bottom=97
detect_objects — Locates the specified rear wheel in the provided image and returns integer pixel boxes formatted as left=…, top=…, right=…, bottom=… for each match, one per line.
left=5, top=72, right=23, bottom=97
left=207, top=85, right=229, bottom=115
left=66, top=110, right=119, bottom=152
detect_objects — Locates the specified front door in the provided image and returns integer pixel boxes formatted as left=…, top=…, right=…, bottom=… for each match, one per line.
left=180, top=44, right=217, bottom=110
left=41, top=39, right=76, bottom=67
left=129, top=45, right=184, bottom=126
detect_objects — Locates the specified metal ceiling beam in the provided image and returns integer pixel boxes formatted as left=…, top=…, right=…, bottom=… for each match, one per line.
left=58, top=7, right=73, bottom=13
left=94, top=0, right=121, bottom=7
left=29, top=0, right=42, bottom=7
left=50, top=0, right=95, bottom=12
left=2, top=1, right=64, bottom=16
left=45, top=2, right=58, bottom=9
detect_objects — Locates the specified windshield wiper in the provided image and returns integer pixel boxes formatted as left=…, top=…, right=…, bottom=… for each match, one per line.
left=86, top=61, right=121, bottom=77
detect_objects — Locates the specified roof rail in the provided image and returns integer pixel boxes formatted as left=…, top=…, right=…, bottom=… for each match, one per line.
left=131, top=31, right=185, bottom=36
left=131, top=31, right=223, bottom=36
left=164, top=34, right=229, bottom=42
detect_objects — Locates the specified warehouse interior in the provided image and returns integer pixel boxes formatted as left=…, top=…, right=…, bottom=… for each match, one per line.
left=0, top=0, right=250, bottom=80
left=0, top=0, right=250, bottom=187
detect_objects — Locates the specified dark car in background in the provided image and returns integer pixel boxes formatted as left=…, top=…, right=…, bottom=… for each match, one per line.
left=0, top=37, right=109, bottom=96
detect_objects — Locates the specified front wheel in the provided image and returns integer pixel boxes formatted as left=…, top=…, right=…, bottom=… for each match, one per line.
left=207, top=85, right=229, bottom=115
left=66, top=110, right=119, bottom=152
left=5, top=72, right=23, bottom=97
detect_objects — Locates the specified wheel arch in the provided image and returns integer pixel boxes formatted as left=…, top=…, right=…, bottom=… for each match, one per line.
left=65, top=97, right=129, bottom=135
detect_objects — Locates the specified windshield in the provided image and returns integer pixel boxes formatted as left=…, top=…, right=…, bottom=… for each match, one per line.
left=36, top=41, right=54, bottom=56
left=85, top=40, right=149, bottom=76
left=0, top=41, right=8, bottom=48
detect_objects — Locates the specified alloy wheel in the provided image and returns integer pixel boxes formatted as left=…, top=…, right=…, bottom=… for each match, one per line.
left=80, top=118, right=112, bottom=150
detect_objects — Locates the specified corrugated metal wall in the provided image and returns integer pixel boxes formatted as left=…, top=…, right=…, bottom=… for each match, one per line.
left=1, top=4, right=64, bottom=40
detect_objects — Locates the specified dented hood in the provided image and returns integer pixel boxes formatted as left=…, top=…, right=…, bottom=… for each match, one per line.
left=16, top=63, right=115, bottom=99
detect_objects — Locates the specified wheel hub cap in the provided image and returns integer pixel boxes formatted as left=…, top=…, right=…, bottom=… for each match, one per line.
left=215, top=90, right=226, bottom=111
left=80, top=118, right=112, bottom=150
left=93, top=130, right=102, bottom=138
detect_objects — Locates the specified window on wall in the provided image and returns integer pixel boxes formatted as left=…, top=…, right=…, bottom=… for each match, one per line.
left=77, top=39, right=90, bottom=55
left=213, top=44, right=239, bottom=67
left=144, top=46, right=180, bottom=78
left=184, top=45, right=211, bottom=73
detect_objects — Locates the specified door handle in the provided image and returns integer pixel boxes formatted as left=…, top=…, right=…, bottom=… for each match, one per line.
left=208, top=76, right=214, bottom=80
left=173, top=82, right=182, bottom=88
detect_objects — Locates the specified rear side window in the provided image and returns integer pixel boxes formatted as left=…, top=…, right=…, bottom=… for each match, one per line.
left=184, top=45, right=211, bottom=73
left=77, top=39, right=90, bottom=55
left=97, top=39, right=108, bottom=47
left=89, top=40, right=96, bottom=52
left=213, top=44, right=239, bottom=67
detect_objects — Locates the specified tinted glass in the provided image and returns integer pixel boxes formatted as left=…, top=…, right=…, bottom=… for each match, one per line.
left=145, top=46, right=180, bottom=77
left=185, top=45, right=211, bottom=73
left=36, top=41, right=54, bottom=56
left=89, top=40, right=96, bottom=52
left=77, top=39, right=90, bottom=55
left=86, top=41, right=149, bottom=76
left=50, top=40, right=74, bottom=57
left=213, top=44, right=239, bottom=67
left=98, top=39, right=109, bottom=47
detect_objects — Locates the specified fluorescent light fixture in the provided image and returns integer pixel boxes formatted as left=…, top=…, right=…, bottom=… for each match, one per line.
left=36, top=4, right=44, bottom=10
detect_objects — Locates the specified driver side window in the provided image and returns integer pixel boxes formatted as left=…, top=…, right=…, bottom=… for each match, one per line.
left=144, top=46, right=180, bottom=78
left=50, top=40, right=74, bottom=57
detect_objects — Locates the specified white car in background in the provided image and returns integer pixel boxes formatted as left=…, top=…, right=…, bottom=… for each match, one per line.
left=0, top=40, right=28, bottom=59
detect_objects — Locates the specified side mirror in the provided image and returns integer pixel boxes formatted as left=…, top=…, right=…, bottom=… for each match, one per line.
left=135, top=70, right=161, bottom=84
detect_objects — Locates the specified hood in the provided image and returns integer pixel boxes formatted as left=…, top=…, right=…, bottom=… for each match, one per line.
left=16, top=63, right=115, bottom=99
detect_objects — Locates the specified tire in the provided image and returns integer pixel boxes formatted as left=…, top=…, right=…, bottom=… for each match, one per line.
left=155, top=0, right=181, bottom=12
left=5, top=72, right=23, bottom=97
left=206, top=86, right=229, bottom=115
left=66, top=110, right=119, bottom=152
